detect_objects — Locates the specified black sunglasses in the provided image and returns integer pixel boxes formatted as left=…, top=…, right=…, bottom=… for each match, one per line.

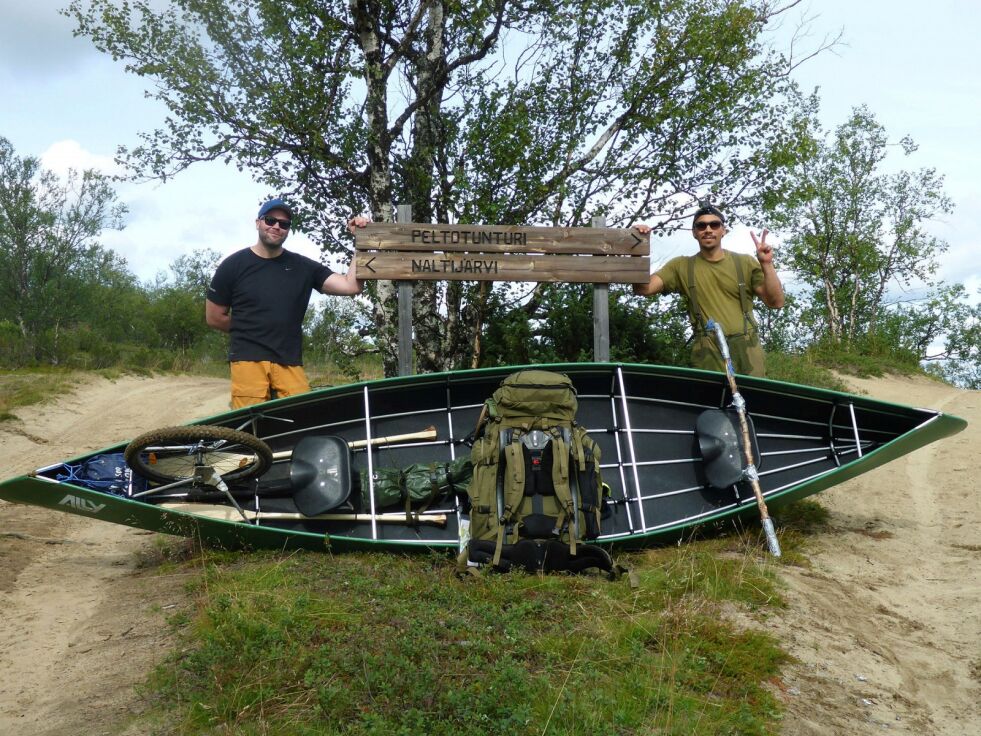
left=693, top=220, right=723, bottom=231
left=262, top=215, right=292, bottom=230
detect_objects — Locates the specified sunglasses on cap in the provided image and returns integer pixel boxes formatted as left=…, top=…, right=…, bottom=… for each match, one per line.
left=262, top=215, right=292, bottom=230
left=693, top=220, right=723, bottom=231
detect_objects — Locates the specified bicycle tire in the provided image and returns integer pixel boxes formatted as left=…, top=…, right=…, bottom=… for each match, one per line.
left=124, top=425, right=274, bottom=485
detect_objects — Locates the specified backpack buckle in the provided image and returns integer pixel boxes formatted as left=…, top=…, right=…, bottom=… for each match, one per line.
left=519, top=429, right=550, bottom=450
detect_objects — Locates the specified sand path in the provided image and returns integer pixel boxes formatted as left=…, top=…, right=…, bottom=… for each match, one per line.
left=772, top=375, right=979, bottom=735
left=0, top=375, right=228, bottom=736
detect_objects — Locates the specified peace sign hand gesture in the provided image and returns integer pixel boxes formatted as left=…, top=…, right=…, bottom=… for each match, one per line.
left=751, top=229, right=775, bottom=265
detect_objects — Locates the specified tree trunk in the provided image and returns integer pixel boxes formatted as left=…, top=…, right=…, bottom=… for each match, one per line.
left=846, top=274, right=862, bottom=343
left=351, top=0, right=399, bottom=376
left=408, top=1, right=449, bottom=374
left=823, top=276, right=841, bottom=344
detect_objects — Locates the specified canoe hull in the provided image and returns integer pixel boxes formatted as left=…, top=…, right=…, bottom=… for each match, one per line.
left=0, top=363, right=966, bottom=553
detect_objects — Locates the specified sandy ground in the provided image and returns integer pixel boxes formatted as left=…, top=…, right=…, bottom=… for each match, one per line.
left=0, top=375, right=230, bottom=736
left=769, top=375, right=980, bottom=735
left=0, top=373, right=977, bottom=735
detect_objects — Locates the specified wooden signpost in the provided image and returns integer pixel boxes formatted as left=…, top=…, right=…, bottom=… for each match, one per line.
left=357, top=216, right=651, bottom=374
left=354, top=223, right=650, bottom=284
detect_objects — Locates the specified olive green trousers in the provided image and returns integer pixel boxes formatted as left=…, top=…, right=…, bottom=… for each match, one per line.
left=690, top=331, right=766, bottom=377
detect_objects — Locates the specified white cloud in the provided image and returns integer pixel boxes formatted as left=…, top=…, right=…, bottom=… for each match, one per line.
left=28, top=139, right=339, bottom=286
left=39, top=139, right=122, bottom=178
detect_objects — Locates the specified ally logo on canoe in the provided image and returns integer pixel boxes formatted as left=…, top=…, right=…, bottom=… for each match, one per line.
left=58, top=494, right=107, bottom=514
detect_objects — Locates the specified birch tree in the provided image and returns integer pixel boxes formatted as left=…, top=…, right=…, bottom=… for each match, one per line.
left=0, top=137, right=125, bottom=362
left=770, top=107, right=954, bottom=347
left=70, top=0, right=821, bottom=374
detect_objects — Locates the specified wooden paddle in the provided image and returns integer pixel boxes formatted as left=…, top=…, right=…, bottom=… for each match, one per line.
left=269, top=425, right=438, bottom=461
left=161, top=502, right=448, bottom=527
left=146, top=426, right=441, bottom=477
left=706, top=320, right=781, bottom=557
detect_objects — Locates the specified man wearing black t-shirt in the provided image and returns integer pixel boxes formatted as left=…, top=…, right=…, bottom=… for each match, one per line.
left=206, top=198, right=365, bottom=408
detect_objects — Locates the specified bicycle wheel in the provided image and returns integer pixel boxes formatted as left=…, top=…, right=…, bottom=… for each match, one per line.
left=124, top=425, right=274, bottom=485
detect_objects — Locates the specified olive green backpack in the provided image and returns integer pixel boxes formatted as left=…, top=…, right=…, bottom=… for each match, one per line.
left=463, top=369, right=615, bottom=576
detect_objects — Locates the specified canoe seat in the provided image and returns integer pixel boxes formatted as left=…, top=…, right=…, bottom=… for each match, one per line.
left=695, top=409, right=760, bottom=489
left=290, top=436, right=352, bottom=516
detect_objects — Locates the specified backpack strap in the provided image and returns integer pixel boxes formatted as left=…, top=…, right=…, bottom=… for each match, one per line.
left=687, top=255, right=705, bottom=333
left=549, top=427, right=577, bottom=556
left=468, top=538, right=629, bottom=580
left=730, top=252, right=755, bottom=337
left=571, top=425, right=602, bottom=539
left=495, top=427, right=527, bottom=566
left=687, top=251, right=756, bottom=336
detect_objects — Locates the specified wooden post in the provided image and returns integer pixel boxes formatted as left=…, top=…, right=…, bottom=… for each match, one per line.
left=396, top=204, right=414, bottom=376
left=592, top=215, right=610, bottom=362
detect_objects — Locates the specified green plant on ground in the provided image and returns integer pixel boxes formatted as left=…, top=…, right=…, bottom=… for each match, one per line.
left=0, top=369, right=82, bottom=422
left=145, top=542, right=789, bottom=736
left=763, top=351, right=846, bottom=391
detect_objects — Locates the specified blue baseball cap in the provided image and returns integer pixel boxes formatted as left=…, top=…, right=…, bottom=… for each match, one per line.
left=257, top=198, right=293, bottom=219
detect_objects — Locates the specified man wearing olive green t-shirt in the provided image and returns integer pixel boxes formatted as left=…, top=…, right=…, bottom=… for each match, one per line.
left=632, top=205, right=784, bottom=377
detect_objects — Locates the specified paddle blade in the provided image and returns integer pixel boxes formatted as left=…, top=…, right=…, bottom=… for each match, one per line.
left=695, top=409, right=760, bottom=489
left=290, top=436, right=352, bottom=516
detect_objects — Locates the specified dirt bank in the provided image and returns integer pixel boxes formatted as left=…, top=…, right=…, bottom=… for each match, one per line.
left=771, top=375, right=979, bottom=735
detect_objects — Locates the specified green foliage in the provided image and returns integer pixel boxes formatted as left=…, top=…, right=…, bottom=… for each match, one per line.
left=68, top=0, right=819, bottom=374
left=764, top=106, right=971, bottom=376
left=761, top=350, right=847, bottom=392
left=478, top=283, right=691, bottom=367
left=304, top=296, right=375, bottom=380
left=755, top=292, right=808, bottom=354
left=891, top=284, right=981, bottom=387
left=0, top=137, right=229, bottom=372
left=0, top=166, right=238, bottom=374
left=147, top=546, right=788, bottom=735
left=802, top=338, right=916, bottom=380
left=0, top=136, right=127, bottom=364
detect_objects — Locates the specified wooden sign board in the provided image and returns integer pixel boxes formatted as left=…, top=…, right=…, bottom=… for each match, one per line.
left=354, top=223, right=650, bottom=284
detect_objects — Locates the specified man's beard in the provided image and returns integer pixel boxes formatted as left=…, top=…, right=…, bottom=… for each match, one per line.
left=259, top=233, right=285, bottom=249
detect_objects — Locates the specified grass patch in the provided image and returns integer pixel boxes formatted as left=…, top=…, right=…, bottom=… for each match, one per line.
left=0, top=356, right=386, bottom=424
left=766, top=500, right=833, bottom=566
left=771, top=499, right=831, bottom=535
left=307, top=356, right=385, bottom=389
left=764, top=352, right=846, bottom=392
left=798, top=341, right=923, bottom=381
left=0, top=368, right=83, bottom=421
left=145, top=545, right=790, bottom=735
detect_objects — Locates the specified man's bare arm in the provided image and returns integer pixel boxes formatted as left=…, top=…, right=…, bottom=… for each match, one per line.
left=633, top=273, right=665, bottom=297
left=205, top=299, right=231, bottom=332
left=321, top=260, right=363, bottom=296
left=321, top=216, right=368, bottom=295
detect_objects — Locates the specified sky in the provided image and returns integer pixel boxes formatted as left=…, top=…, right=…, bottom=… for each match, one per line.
left=2, top=1, right=980, bottom=303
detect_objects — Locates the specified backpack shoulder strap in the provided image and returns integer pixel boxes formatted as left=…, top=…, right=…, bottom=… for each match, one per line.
left=548, top=427, right=576, bottom=555
left=729, top=250, right=755, bottom=336
left=686, top=255, right=705, bottom=334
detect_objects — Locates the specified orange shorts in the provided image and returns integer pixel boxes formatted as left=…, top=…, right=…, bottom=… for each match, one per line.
left=229, top=361, right=311, bottom=409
